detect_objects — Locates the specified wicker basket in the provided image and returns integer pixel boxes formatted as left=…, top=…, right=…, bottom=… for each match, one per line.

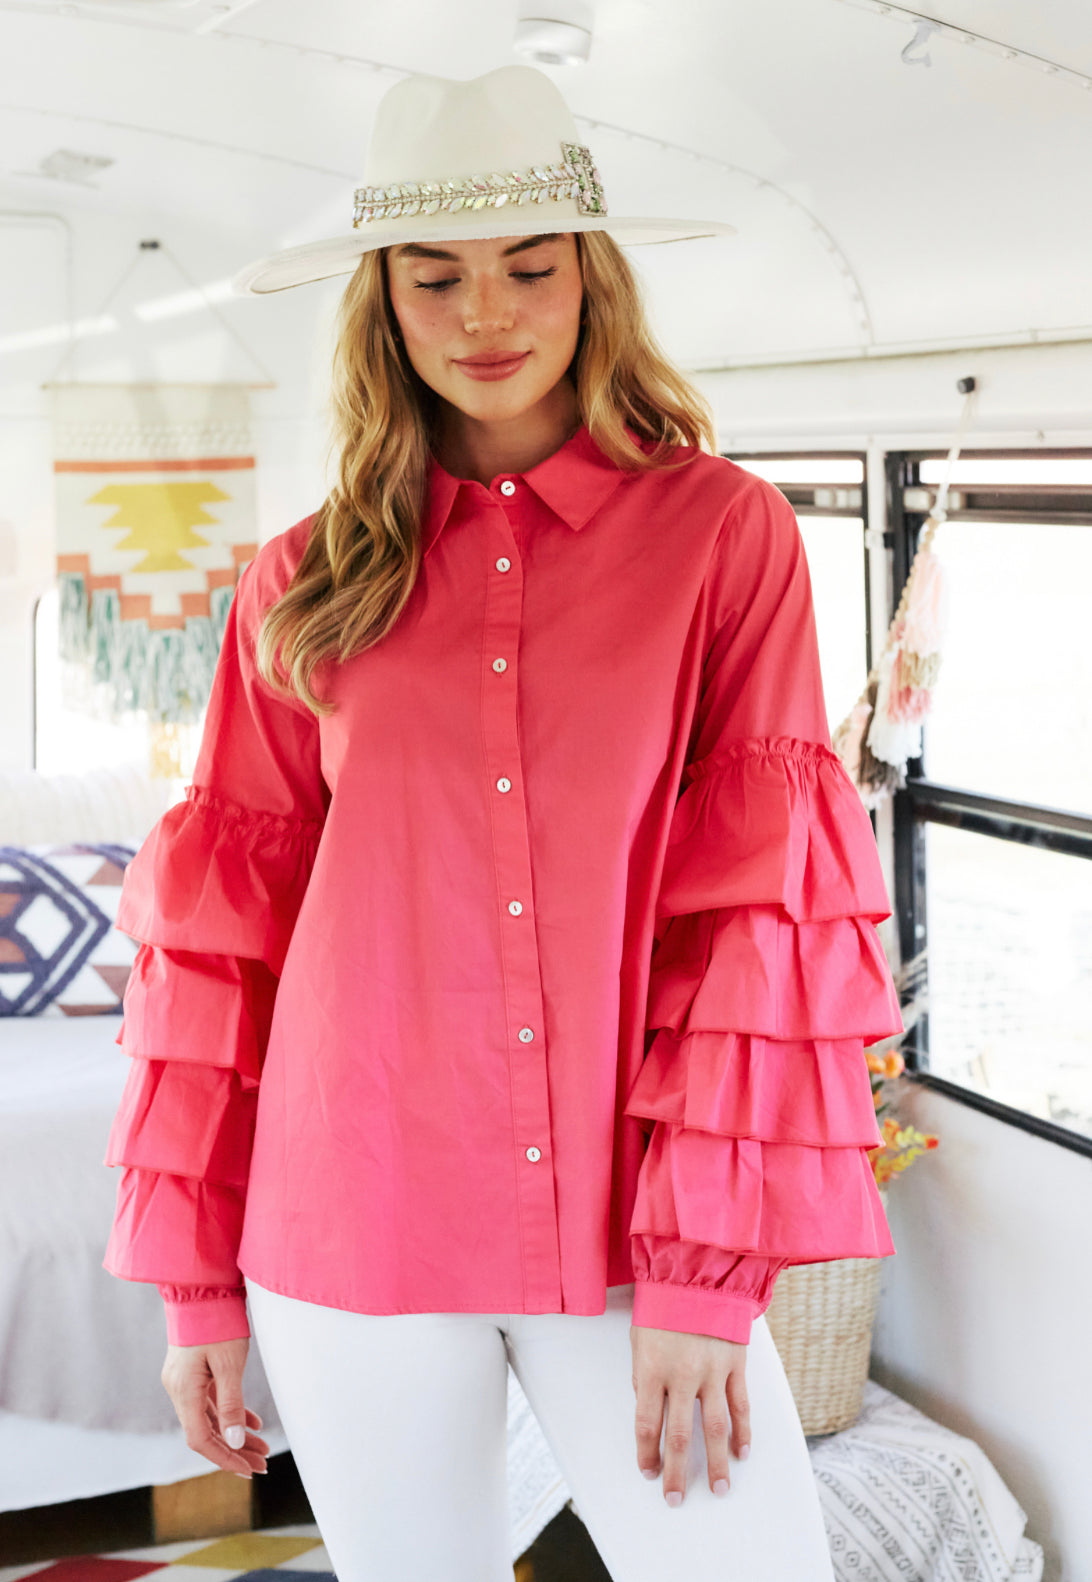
left=764, top=1188, right=889, bottom=1436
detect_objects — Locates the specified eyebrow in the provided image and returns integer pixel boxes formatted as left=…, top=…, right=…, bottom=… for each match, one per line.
left=394, top=234, right=563, bottom=262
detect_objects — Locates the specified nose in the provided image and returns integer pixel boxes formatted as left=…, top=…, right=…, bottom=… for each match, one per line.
left=462, top=275, right=515, bottom=336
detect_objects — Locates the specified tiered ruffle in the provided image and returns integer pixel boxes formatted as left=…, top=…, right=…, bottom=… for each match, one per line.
left=103, top=1166, right=248, bottom=1286
left=104, top=784, right=323, bottom=1322
left=655, top=736, right=893, bottom=924
left=115, top=784, right=324, bottom=977
left=115, top=945, right=278, bottom=1087
left=627, top=736, right=904, bottom=1274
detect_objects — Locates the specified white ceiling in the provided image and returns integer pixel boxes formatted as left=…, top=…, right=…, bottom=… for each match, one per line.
left=1, top=0, right=1090, bottom=369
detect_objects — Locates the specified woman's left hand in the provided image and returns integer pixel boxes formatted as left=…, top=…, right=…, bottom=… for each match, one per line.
left=630, top=1324, right=750, bottom=1505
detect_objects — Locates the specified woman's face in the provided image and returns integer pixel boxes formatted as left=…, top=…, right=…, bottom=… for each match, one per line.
left=385, top=232, right=583, bottom=427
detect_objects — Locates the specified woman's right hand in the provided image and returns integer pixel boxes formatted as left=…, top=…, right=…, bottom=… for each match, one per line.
left=162, top=1339, right=270, bottom=1478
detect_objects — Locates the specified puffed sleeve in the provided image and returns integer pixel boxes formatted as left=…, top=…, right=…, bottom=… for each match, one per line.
left=624, top=475, right=903, bottom=1345
left=102, top=525, right=329, bottom=1347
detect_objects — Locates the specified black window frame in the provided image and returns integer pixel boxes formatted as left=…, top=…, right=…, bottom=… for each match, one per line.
left=887, top=448, right=1092, bottom=1160
left=725, top=450, right=874, bottom=674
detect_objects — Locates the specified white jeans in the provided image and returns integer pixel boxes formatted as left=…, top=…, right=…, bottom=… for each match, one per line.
left=244, top=1275, right=834, bottom=1582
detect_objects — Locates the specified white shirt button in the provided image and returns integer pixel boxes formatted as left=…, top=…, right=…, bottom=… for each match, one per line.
left=500, top=480, right=516, bottom=496
left=517, top=1026, right=534, bottom=1042
left=492, top=657, right=507, bottom=673
left=525, top=1146, right=542, bottom=1162
left=508, top=900, right=523, bottom=916
left=497, top=777, right=511, bottom=793
left=496, top=557, right=511, bottom=572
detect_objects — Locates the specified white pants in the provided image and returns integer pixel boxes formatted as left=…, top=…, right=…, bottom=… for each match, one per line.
left=244, top=1275, right=834, bottom=1582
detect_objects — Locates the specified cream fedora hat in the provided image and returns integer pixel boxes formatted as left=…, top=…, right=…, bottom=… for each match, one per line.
left=231, top=64, right=734, bottom=295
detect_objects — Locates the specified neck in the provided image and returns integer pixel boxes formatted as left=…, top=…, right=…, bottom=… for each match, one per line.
left=433, top=379, right=581, bottom=486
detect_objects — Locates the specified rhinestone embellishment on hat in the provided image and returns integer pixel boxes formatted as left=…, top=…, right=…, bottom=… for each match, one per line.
left=352, top=141, right=606, bottom=227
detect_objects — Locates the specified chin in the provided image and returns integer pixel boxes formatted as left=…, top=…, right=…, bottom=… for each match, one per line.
left=448, top=378, right=563, bottom=426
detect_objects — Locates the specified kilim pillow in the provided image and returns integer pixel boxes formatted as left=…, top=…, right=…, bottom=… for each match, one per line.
left=0, top=842, right=139, bottom=1016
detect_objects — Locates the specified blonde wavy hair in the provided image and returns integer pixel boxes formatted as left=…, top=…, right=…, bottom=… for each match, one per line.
left=256, top=230, right=716, bottom=716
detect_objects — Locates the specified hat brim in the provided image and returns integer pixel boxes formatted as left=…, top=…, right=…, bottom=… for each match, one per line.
left=231, top=213, right=736, bottom=295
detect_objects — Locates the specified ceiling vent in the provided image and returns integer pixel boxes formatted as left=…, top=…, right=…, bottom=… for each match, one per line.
left=514, top=0, right=594, bottom=65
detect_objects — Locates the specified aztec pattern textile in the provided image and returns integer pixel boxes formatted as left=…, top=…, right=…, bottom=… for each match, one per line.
left=50, top=383, right=258, bottom=727
left=807, top=1381, right=1043, bottom=1582
left=0, top=843, right=136, bottom=1017
left=0, top=1525, right=339, bottom=1582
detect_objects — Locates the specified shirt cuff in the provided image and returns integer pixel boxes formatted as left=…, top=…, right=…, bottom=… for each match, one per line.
left=631, top=1277, right=760, bottom=1345
left=163, top=1290, right=251, bottom=1347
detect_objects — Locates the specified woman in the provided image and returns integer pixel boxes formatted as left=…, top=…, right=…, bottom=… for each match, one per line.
left=103, top=64, right=903, bottom=1581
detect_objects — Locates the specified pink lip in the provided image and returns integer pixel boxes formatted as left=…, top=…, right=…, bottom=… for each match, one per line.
left=454, top=351, right=531, bottom=381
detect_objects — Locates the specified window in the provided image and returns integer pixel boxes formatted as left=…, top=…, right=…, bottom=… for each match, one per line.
left=890, top=452, right=1092, bottom=1155
left=730, top=454, right=871, bottom=735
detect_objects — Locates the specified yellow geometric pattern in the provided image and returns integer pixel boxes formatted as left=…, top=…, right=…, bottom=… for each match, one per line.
left=174, top=1533, right=325, bottom=1570
left=0, top=1524, right=333, bottom=1582
left=88, top=480, right=232, bottom=573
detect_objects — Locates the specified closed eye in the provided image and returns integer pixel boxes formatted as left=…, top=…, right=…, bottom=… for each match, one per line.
left=413, top=266, right=558, bottom=294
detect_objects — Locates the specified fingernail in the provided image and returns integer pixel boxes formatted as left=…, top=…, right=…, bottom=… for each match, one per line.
left=713, top=1478, right=730, bottom=1496
left=225, top=1426, right=245, bottom=1449
left=738, top=1444, right=751, bottom=1461
left=235, top=1472, right=252, bottom=1479
left=665, top=1490, right=682, bottom=1507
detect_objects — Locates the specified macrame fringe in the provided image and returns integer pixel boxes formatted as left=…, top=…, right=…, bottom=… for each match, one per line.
left=58, top=571, right=236, bottom=726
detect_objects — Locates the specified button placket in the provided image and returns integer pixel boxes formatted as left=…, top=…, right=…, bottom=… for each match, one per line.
left=479, top=499, right=561, bottom=1305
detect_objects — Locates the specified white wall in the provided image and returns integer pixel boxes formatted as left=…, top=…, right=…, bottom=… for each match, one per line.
left=870, top=1083, right=1091, bottom=1582
left=0, top=204, right=342, bottom=773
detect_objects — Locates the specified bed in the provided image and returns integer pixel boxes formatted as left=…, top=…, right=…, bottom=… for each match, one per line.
left=0, top=768, right=1044, bottom=1578
left=0, top=764, right=570, bottom=1558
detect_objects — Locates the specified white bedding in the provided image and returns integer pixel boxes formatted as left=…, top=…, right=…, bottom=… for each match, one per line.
left=0, top=1014, right=569, bottom=1559
left=0, top=1016, right=281, bottom=1436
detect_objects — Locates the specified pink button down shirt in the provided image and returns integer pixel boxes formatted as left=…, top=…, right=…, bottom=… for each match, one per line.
left=103, top=424, right=903, bottom=1349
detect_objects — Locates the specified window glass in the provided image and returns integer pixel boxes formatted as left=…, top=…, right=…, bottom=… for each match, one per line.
left=922, top=519, right=1092, bottom=815
left=923, top=821, right=1092, bottom=1143
left=734, top=458, right=870, bottom=740
left=919, top=457, right=1092, bottom=487
left=796, top=515, right=868, bottom=736
left=732, top=457, right=864, bottom=485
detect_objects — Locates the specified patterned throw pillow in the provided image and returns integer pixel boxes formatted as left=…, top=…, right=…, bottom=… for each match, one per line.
left=0, top=842, right=138, bottom=1016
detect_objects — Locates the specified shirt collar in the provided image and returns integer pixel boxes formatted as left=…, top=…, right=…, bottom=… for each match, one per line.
left=421, top=422, right=637, bottom=556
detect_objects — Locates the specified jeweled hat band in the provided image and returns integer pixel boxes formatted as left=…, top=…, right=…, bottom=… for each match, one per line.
left=353, top=141, right=606, bottom=228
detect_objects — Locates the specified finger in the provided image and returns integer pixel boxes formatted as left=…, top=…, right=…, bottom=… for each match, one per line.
left=727, top=1365, right=751, bottom=1461
left=173, top=1370, right=254, bottom=1478
left=243, top=1407, right=271, bottom=1455
left=201, top=1399, right=271, bottom=1461
left=633, top=1379, right=665, bottom=1483
left=661, top=1387, right=695, bottom=1506
left=699, top=1378, right=732, bottom=1496
left=199, top=1399, right=268, bottom=1476
left=208, top=1349, right=253, bottom=1462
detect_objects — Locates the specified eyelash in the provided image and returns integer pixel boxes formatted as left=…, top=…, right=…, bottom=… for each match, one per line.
left=414, top=267, right=558, bottom=294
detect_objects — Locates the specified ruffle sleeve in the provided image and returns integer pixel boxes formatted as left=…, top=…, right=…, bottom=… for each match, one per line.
left=626, top=739, right=904, bottom=1344
left=625, top=477, right=904, bottom=1347
left=102, top=529, right=329, bottom=1348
